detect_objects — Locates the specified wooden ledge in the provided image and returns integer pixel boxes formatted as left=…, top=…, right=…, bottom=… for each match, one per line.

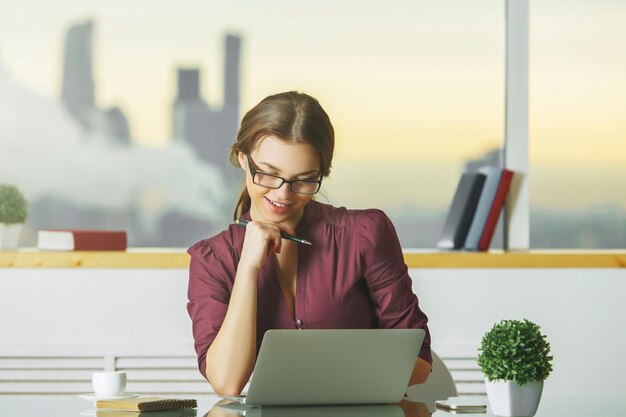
left=0, top=249, right=188, bottom=269
left=402, top=251, right=626, bottom=269
left=1, top=249, right=625, bottom=269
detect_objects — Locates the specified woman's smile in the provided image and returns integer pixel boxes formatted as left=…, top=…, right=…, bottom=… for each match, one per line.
left=264, top=196, right=293, bottom=214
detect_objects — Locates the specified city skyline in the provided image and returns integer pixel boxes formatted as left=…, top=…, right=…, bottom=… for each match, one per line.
left=0, top=18, right=245, bottom=248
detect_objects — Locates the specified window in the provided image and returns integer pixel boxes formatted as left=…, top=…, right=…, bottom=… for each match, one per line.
left=0, top=1, right=502, bottom=248
left=529, top=0, right=626, bottom=248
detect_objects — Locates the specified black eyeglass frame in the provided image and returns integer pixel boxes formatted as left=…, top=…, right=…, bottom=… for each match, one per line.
left=245, top=154, right=323, bottom=195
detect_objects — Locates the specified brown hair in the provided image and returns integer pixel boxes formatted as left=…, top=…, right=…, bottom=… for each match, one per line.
left=230, top=91, right=335, bottom=220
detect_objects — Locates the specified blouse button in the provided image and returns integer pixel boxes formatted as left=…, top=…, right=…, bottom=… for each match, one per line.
left=296, top=319, right=303, bottom=327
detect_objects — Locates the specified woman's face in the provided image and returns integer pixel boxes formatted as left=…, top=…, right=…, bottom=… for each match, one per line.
left=239, top=135, right=321, bottom=227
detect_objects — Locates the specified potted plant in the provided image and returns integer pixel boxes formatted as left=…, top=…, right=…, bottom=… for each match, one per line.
left=478, top=319, right=553, bottom=417
left=0, top=184, right=28, bottom=249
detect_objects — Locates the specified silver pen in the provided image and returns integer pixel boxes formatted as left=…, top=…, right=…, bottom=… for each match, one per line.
left=235, top=219, right=312, bottom=245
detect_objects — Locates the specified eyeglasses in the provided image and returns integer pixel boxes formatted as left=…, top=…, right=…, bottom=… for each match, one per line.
left=246, top=154, right=322, bottom=195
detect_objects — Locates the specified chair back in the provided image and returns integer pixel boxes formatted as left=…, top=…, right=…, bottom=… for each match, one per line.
left=405, top=351, right=457, bottom=401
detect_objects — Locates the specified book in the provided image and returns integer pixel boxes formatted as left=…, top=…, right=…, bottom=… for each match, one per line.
left=478, top=169, right=514, bottom=251
left=464, top=167, right=512, bottom=251
left=37, top=229, right=127, bottom=251
left=437, top=172, right=486, bottom=250
left=96, top=397, right=197, bottom=412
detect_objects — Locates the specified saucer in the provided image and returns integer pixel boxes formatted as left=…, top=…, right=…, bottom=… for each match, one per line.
left=79, top=392, right=140, bottom=401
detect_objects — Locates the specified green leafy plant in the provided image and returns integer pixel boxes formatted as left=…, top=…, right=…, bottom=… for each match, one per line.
left=478, top=319, right=553, bottom=386
left=0, top=184, right=28, bottom=224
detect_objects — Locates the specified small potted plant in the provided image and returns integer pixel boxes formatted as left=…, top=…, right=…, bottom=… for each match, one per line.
left=477, top=319, right=553, bottom=417
left=0, top=184, right=29, bottom=249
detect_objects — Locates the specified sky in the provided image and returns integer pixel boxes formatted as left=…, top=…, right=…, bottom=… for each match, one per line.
left=1, top=0, right=625, bottom=211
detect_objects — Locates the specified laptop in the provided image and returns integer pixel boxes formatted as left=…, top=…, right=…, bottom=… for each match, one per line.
left=219, top=329, right=425, bottom=406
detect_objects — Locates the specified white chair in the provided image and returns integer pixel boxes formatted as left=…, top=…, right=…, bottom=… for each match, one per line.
left=405, top=351, right=457, bottom=401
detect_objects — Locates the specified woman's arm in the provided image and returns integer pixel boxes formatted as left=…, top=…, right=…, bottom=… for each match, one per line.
left=204, top=263, right=258, bottom=396
left=408, top=357, right=432, bottom=386
left=203, top=220, right=285, bottom=396
left=357, top=210, right=434, bottom=382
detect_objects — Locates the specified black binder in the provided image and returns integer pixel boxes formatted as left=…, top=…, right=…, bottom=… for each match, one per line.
left=437, top=172, right=486, bottom=249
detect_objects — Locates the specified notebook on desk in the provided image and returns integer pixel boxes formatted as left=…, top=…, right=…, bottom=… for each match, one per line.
left=218, top=329, right=425, bottom=406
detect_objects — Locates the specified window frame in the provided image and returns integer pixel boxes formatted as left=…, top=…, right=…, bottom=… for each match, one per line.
left=503, top=0, right=529, bottom=250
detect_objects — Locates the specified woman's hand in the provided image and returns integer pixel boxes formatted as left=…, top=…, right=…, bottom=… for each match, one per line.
left=394, top=399, right=432, bottom=417
left=238, top=220, right=294, bottom=273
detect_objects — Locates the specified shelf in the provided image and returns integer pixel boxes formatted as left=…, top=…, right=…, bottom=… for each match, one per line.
left=1, top=249, right=625, bottom=269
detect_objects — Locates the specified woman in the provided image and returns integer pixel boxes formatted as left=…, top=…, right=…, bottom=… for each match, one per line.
left=187, top=91, right=432, bottom=396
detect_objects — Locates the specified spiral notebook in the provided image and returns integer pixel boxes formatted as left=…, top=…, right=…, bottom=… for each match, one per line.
left=96, top=409, right=197, bottom=417
left=95, top=397, right=197, bottom=412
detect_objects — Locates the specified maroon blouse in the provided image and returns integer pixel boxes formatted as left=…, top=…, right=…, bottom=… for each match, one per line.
left=187, top=200, right=431, bottom=379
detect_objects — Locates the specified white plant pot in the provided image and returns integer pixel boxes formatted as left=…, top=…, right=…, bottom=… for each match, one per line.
left=0, top=223, right=23, bottom=250
left=485, top=379, right=543, bottom=417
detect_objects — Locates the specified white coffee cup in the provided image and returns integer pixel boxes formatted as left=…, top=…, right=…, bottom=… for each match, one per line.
left=92, top=371, right=127, bottom=397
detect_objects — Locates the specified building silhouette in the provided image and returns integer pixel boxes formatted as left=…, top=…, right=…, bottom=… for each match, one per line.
left=104, top=106, right=131, bottom=143
left=221, top=34, right=241, bottom=157
left=172, top=68, right=213, bottom=149
left=61, top=21, right=94, bottom=127
left=61, top=20, right=131, bottom=143
left=172, top=34, right=241, bottom=182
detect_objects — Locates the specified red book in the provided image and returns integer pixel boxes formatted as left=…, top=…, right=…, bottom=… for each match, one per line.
left=37, top=229, right=127, bottom=251
left=478, top=170, right=514, bottom=251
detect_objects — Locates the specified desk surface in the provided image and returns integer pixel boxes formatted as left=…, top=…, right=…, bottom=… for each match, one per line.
left=0, top=395, right=624, bottom=417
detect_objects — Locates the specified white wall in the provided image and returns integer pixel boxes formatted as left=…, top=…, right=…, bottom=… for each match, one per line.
left=1, top=268, right=625, bottom=397
left=413, top=268, right=626, bottom=398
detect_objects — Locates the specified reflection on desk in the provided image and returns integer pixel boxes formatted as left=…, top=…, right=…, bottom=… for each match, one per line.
left=0, top=395, right=625, bottom=417
left=208, top=399, right=440, bottom=417
left=204, top=401, right=431, bottom=417
left=212, top=402, right=401, bottom=417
